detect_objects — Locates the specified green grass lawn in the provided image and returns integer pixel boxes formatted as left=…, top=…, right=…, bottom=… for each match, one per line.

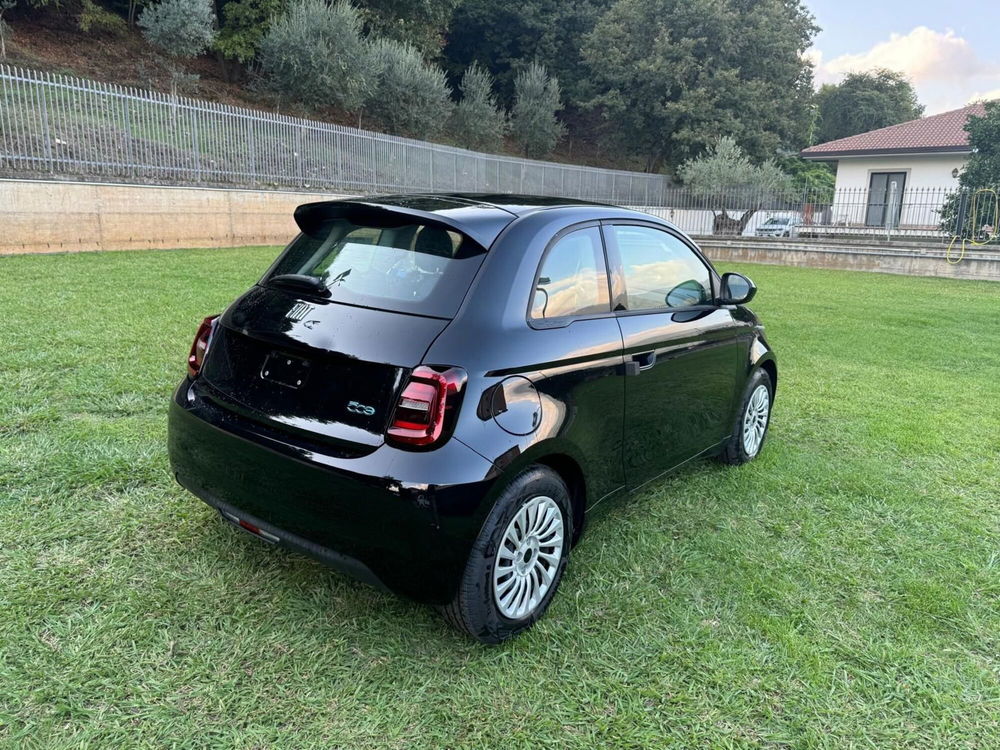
left=2, top=248, right=998, bottom=748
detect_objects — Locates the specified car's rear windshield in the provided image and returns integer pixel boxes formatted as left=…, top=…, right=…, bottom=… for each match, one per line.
left=266, top=217, right=487, bottom=318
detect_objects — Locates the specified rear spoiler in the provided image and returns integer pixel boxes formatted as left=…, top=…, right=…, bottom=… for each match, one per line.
left=294, top=199, right=513, bottom=250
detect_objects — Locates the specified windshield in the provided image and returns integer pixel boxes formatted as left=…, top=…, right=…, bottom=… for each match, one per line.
left=266, top=217, right=487, bottom=318
left=766, top=218, right=790, bottom=226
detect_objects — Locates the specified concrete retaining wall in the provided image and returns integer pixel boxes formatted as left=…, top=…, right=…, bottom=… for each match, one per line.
left=3, top=179, right=998, bottom=282
left=699, top=237, right=1000, bottom=282
left=0, top=179, right=349, bottom=255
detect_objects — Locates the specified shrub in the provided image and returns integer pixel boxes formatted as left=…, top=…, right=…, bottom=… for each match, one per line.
left=139, top=0, right=217, bottom=59
left=511, top=61, right=564, bottom=159
left=366, top=38, right=452, bottom=139
left=259, top=0, right=371, bottom=111
left=78, top=0, right=128, bottom=35
left=449, top=62, right=506, bottom=152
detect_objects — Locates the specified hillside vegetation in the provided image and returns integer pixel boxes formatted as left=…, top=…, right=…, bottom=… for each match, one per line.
left=0, top=0, right=913, bottom=185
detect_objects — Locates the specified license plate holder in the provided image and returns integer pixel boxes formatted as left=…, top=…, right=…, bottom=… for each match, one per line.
left=261, top=352, right=311, bottom=389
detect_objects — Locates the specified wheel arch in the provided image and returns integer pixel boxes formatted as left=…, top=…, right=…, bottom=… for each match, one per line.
left=748, top=331, right=777, bottom=396
left=759, top=357, right=778, bottom=395
left=533, top=453, right=587, bottom=546
left=484, top=441, right=590, bottom=547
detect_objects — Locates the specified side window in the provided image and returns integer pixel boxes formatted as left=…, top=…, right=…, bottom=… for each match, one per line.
left=530, top=227, right=611, bottom=320
left=612, top=225, right=712, bottom=311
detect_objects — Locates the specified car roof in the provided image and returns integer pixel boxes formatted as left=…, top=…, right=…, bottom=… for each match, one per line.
left=295, top=193, right=665, bottom=250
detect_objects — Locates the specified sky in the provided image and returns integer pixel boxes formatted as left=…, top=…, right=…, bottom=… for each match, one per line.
left=804, top=0, right=1000, bottom=114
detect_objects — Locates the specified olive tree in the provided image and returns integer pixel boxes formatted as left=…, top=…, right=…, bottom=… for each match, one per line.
left=140, top=0, right=217, bottom=58
left=449, top=63, right=507, bottom=152
left=259, top=0, right=371, bottom=112
left=679, top=137, right=794, bottom=235
left=139, top=0, right=217, bottom=92
left=365, top=38, right=453, bottom=139
left=510, top=62, right=564, bottom=159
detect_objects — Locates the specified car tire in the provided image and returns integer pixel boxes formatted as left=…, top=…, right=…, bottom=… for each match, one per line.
left=717, top=368, right=773, bottom=465
left=440, top=465, right=573, bottom=644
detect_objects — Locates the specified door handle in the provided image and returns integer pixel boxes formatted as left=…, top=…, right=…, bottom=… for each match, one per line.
left=631, top=351, right=656, bottom=371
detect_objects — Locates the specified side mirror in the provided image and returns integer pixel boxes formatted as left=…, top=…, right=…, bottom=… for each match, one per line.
left=665, top=279, right=708, bottom=308
left=718, top=272, right=757, bottom=305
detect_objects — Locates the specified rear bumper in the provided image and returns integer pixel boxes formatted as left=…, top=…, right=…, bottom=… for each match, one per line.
left=168, top=379, right=499, bottom=604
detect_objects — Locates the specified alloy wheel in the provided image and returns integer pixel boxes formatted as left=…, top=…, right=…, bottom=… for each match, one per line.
left=742, top=384, right=770, bottom=456
left=492, top=495, right=564, bottom=620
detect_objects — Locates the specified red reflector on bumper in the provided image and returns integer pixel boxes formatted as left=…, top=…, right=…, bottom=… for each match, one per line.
left=220, top=510, right=280, bottom=543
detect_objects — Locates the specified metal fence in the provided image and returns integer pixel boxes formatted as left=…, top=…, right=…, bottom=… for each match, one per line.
left=0, top=65, right=669, bottom=203
left=638, top=184, right=993, bottom=242
left=3, top=65, right=995, bottom=244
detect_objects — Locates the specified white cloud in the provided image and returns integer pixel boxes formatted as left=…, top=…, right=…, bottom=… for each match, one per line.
left=808, top=27, right=1000, bottom=114
left=968, top=88, right=1000, bottom=104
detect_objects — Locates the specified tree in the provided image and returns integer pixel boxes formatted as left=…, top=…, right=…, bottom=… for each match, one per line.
left=139, top=0, right=217, bottom=92
left=679, top=136, right=794, bottom=235
left=814, top=69, right=923, bottom=144
left=511, top=62, right=564, bottom=159
left=953, top=101, right=1000, bottom=189
left=779, top=156, right=835, bottom=197
left=939, top=100, right=1000, bottom=236
left=0, top=1, right=15, bottom=60
left=259, top=0, right=371, bottom=112
left=581, top=0, right=817, bottom=173
left=441, top=0, right=614, bottom=106
left=355, top=0, right=459, bottom=55
left=140, top=0, right=217, bottom=59
left=214, top=0, right=286, bottom=66
left=449, top=63, right=507, bottom=152
left=365, top=38, right=453, bottom=139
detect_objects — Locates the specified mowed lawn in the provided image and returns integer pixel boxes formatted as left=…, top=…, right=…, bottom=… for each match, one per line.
left=1, top=246, right=998, bottom=748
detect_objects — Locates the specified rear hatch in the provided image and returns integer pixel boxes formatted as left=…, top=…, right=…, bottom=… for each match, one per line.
left=200, top=289, right=449, bottom=453
left=198, top=199, right=505, bottom=454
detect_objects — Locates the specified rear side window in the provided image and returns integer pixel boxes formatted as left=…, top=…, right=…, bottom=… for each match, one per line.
left=531, top=227, right=611, bottom=320
left=267, top=218, right=486, bottom=318
left=612, top=225, right=712, bottom=311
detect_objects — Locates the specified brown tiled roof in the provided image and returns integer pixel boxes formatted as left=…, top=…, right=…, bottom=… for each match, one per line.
left=801, top=102, right=988, bottom=158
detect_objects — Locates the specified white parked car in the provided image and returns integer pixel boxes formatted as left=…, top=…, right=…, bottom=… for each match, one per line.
left=755, top=216, right=799, bottom=238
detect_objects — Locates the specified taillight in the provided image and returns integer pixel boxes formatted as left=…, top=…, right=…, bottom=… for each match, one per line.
left=187, top=315, right=219, bottom=378
left=387, top=366, right=466, bottom=447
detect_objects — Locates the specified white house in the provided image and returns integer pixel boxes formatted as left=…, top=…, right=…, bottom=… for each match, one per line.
left=801, top=103, right=987, bottom=232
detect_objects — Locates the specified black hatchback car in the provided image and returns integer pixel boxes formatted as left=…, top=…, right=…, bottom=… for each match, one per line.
left=168, top=194, right=776, bottom=642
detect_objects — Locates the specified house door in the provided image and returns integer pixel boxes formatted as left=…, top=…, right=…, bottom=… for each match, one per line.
left=866, top=172, right=907, bottom=227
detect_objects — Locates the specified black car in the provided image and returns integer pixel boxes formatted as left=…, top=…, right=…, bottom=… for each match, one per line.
left=168, top=194, right=777, bottom=643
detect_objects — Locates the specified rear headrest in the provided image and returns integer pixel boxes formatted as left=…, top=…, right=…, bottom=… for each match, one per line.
left=414, top=226, right=455, bottom=258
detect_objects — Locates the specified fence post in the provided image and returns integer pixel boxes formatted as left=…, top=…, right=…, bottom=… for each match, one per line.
left=191, top=104, right=202, bottom=182
left=248, top=112, right=257, bottom=185
left=38, top=72, right=54, bottom=173
left=885, top=179, right=899, bottom=241
left=339, top=130, right=348, bottom=190
left=121, top=90, right=135, bottom=179
left=296, top=122, right=304, bottom=188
